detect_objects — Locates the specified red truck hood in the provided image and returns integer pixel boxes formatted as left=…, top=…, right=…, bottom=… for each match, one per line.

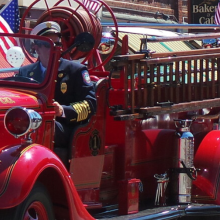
left=0, top=88, right=40, bottom=109
left=0, top=88, right=41, bottom=150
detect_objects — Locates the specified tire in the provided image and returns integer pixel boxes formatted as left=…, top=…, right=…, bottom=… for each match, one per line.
left=0, top=182, right=55, bottom=220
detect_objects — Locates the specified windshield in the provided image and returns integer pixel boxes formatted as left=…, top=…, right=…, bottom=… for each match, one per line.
left=0, top=33, right=53, bottom=84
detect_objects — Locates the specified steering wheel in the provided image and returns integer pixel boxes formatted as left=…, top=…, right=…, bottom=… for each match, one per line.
left=2, top=76, right=40, bottom=83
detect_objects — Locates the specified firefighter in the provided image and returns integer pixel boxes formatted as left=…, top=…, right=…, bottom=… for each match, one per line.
left=18, top=21, right=97, bottom=163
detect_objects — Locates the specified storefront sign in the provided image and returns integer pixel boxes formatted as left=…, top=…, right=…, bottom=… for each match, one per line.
left=188, top=0, right=219, bottom=24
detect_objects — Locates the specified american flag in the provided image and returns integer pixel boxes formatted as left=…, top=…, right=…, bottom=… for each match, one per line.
left=82, top=0, right=101, bottom=13
left=215, top=0, right=220, bottom=25
left=0, top=0, right=19, bottom=59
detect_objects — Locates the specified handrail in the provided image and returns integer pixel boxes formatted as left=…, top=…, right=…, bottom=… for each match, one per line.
left=0, top=68, right=19, bottom=73
left=110, top=50, right=220, bottom=120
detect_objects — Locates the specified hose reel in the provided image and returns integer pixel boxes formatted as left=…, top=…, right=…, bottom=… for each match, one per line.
left=19, top=0, right=119, bottom=71
left=37, top=6, right=102, bottom=60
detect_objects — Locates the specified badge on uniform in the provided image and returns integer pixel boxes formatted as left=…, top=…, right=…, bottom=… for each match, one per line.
left=82, top=70, right=91, bottom=85
left=29, top=72, right=34, bottom=76
left=61, top=82, right=67, bottom=94
left=58, top=73, right=63, bottom=78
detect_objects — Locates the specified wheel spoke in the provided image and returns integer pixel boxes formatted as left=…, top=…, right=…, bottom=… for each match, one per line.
left=23, top=202, right=48, bottom=220
left=23, top=211, right=38, bottom=220
left=23, top=211, right=33, bottom=220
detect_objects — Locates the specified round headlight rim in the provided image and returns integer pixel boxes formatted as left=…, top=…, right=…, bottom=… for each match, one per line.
left=4, top=106, right=32, bottom=138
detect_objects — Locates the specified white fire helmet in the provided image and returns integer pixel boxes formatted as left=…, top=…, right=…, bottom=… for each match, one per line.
left=30, top=21, right=61, bottom=36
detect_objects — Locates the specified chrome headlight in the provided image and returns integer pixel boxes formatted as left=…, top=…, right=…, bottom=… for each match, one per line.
left=4, top=107, right=42, bottom=138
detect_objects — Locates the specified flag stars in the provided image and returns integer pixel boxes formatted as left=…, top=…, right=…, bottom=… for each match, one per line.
left=0, top=0, right=20, bottom=33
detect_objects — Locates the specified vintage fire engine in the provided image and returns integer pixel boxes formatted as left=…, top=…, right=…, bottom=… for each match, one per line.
left=1, top=0, right=220, bottom=219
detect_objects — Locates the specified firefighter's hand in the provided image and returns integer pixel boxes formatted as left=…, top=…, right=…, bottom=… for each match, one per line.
left=53, top=101, right=64, bottom=117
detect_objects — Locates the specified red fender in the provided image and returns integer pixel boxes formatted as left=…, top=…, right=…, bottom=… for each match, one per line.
left=193, top=130, right=220, bottom=204
left=0, top=144, right=94, bottom=220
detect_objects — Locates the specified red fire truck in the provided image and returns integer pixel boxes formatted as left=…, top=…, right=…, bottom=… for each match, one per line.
left=1, top=0, right=220, bottom=219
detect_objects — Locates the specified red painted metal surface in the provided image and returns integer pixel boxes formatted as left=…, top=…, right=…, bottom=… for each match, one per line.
left=192, top=130, right=220, bottom=204
left=0, top=88, right=39, bottom=109
left=1, top=0, right=220, bottom=219
left=118, top=179, right=140, bottom=215
left=0, top=143, right=94, bottom=219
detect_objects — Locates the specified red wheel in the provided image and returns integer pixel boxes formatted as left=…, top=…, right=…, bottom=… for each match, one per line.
left=0, top=182, right=54, bottom=220
left=23, top=201, right=48, bottom=220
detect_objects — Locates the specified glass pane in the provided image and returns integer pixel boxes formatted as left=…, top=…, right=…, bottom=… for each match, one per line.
left=0, top=34, right=52, bottom=84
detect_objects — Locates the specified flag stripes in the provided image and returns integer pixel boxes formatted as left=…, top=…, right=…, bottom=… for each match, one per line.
left=82, top=0, right=101, bottom=13
left=215, top=1, right=220, bottom=25
left=0, top=0, right=19, bottom=58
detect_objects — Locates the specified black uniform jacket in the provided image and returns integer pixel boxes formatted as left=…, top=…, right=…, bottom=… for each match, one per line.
left=19, top=58, right=97, bottom=125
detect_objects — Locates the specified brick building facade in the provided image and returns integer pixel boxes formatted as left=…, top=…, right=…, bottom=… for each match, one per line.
left=103, top=0, right=188, bottom=23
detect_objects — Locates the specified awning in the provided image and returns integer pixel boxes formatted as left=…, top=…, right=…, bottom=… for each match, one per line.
left=118, top=32, right=197, bottom=54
